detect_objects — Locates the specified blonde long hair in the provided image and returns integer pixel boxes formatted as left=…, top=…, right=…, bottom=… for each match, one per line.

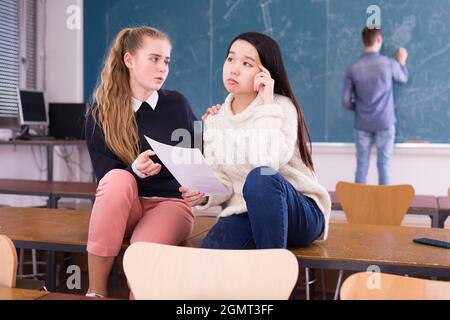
left=90, top=27, right=170, bottom=165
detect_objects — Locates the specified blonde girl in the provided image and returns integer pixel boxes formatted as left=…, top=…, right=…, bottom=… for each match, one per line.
left=85, top=27, right=197, bottom=298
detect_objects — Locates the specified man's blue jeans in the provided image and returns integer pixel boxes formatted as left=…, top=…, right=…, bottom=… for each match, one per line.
left=354, top=125, right=396, bottom=185
left=201, top=167, right=325, bottom=249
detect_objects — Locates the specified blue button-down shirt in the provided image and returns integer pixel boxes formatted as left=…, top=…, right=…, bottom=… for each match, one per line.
left=342, top=52, right=409, bottom=131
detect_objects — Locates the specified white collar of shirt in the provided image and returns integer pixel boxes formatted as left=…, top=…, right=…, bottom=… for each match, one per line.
left=132, top=91, right=159, bottom=112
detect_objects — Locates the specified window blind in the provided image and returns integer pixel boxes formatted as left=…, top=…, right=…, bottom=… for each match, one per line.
left=0, top=0, right=20, bottom=118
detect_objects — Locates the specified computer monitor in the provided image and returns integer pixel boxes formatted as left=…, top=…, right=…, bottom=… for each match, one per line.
left=17, top=89, right=48, bottom=126
left=49, top=103, right=86, bottom=140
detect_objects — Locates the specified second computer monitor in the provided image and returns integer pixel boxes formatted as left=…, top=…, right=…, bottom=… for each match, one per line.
left=49, top=103, right=86, bottom=140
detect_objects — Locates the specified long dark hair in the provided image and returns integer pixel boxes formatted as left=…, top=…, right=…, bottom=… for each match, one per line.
left=227, top=32, right=314, bottom=170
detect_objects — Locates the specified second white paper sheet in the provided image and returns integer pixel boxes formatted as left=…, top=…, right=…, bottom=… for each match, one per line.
left=144, top=136, right=230, bottom=196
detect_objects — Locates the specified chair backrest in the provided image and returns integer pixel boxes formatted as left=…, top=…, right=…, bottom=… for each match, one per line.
left=123, top=242, right=299, bottom=300
left=336, top=181, right=415, bottom=225
left=0, top=235, right=17, bottom=288
left=448, top=187, right=450, bottom=199
left=340, top=272, right=450, bottom=300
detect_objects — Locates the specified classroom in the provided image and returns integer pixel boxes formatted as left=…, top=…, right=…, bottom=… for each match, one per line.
left=0, top=0, right=449, bottom=306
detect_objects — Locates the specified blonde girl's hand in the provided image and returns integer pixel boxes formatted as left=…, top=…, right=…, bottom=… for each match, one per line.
left=134, top=149, right=162, bottom=177
left=179, top=186, right=207, bottom=207
left=201, top=104, right=222, bottom=121
left=253, top=64, right=275, bottom=105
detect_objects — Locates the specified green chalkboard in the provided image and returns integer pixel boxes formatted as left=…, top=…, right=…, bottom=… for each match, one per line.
left=84, top=0, right=450, bottom=143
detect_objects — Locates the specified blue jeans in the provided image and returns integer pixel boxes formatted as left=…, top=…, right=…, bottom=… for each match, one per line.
left=201, top=167, right=325, bottom=249
left=354, top=125, right=396, bottom=185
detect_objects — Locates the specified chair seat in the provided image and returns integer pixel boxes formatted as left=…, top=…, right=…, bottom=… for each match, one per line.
left=123, top=243, right=299, bottom=300
left=341, top=272, right=450, bottom=300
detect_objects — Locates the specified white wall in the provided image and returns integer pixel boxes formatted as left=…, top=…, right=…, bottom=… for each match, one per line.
left=45, top=0, right=83, bottom=102
left=44, top=0, right=92, bottom=188
left=313, top=143, right=450, bottom=196
left=0, top=0, right=92, bottom=207
left=313, top=143, right=450, bottom=228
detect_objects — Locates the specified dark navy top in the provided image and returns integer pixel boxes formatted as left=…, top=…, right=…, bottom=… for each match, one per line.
left=85, top=89, right=198, bottom=199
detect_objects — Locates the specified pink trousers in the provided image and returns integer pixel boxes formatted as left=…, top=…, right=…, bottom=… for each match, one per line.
left=87, top=169, right=194, bottom=257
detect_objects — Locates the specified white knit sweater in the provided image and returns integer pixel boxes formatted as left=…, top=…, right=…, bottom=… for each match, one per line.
left=196, top=93, right=331, bottom=240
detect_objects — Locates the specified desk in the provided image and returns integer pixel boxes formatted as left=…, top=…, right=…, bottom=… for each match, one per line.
left=37, top=292, right=113, bottom=300
left=438, top=196, right=450, bottom=227
left=0, top=139, right=86, bottom=181
left=329, top=192, right=449, bottom=228
left=291, top=223, right=450, bottom=299
left=0, top=287, right=49, bottom=300
left=0, top=179, right=96, bottom=208
left=0, top=207, right=216, bottom=292
left=0, top=287, right=111, bottom=300
left=0, top=179, right=53, bottom=197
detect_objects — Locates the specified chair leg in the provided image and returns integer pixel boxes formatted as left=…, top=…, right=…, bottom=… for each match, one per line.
left=305, top=267, right=310, bottom=300
left=32, top=249, right=38, bottom=280
left=17, top=249, right=46, bottom=280
left=334, top=270, right=344, bottom=300
left=56, top=264, right=60, bottom=288
left=320, top=269, right=327, bottom=300
left=19, top=248, right=24, bottom=276
left=110, top=258, right=120, bottom=288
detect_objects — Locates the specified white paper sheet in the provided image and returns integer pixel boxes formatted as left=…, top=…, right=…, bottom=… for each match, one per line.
left=144, top=136, right=230, bottom=196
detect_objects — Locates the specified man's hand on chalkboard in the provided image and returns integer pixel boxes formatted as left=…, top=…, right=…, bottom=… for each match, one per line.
left=396, top=47, right=408, bottom=66
left=201, top=104, right=222, bottom=122
left=254, top=64, right=274, bottom=105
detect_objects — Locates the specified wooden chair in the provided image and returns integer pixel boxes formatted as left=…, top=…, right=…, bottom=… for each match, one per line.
left=333, top=181, right=415, bottom=299
left=0, top=235, right=18, bottom=288
left=123, top=242, right=299, bottom=300
left=336, top=181, right=415, bottom=225
left=340, top=272, right=450, bottom=300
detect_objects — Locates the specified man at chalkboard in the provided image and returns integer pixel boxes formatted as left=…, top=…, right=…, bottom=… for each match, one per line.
left=342, top=27, right=409, bottom=185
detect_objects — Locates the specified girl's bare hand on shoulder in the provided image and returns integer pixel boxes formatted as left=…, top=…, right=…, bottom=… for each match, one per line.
left=201, top=104, right=222, bottom=122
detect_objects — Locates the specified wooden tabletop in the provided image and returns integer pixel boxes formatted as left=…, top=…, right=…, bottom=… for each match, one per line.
left=0, top=207, right=216, bottom=248
left=0, top=287, right=49, bottom=300
left=291, top=223, right=450, bottom=269
left=51, top=181, right=96, bottom=197
left=0, top=179, right=53, bottom=195
left=409, top=195, right=440, bottom=214
left=438, top=196, right=450, bottom=212
left=0, top=207, right=91, bottom=246
left=37, top=292, right=113, bottom=300
left=0, top=287, right=113, bottom=300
